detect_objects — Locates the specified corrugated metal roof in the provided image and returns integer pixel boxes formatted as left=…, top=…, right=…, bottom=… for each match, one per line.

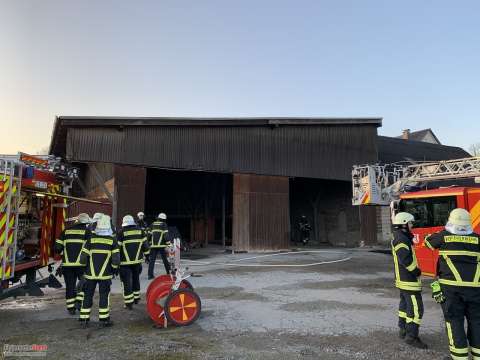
left=50, top=116, right=382, bottom=156
left=66, top=123, right=379, bottom=181
left=50, top=116, right=381, bottom=181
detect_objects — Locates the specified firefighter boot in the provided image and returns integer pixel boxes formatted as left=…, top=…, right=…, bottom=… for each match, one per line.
left=134, top=298, right=140, bottom=305
left=405, top=336, right=428, bottom=349
left=100, top=318, right=114, bottom=327
left=125, top=303, right=133, bottom=310
left=398, top=328, right=406, bottom=339
left=68, top=308, right=76, bottom=316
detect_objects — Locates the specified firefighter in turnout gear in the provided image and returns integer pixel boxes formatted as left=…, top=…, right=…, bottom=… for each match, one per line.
left=79, top=215, right=120, bottom=328
left=88, top=212, right=103, bottom=232
left=117, top=215, right=149, bottom=309
left=55, top=213, right=90, bottom=314
left=391, top=212, right=428, bottom=349
left=425, top=208, right=480, bottom=360
left=137, top=211, right=151, bottom=254
left=137, top=211, right=149, bottom=232
left=148, top=213, right=171, bottom=279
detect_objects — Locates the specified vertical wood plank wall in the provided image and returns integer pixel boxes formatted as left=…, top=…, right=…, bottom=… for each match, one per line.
left=233, top=174, right=290, bottom=251
left=359, top=206, right=378, bottom=245
left=114, top=165, right=146, bottom=229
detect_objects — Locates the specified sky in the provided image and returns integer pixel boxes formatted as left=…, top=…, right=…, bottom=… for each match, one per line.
left=1, top=0, right=479, bottom=154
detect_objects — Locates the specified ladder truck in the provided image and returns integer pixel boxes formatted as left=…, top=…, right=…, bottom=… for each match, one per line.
left=0, top=153, right=102, bottom=300
left=352, top=156, right=480, bottom=276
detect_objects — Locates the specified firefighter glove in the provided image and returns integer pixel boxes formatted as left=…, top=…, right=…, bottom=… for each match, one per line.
left=431, top=280, right=446, bottom=304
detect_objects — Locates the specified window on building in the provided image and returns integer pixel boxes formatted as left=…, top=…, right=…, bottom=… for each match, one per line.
left=399, top=196, right=457, bottom=228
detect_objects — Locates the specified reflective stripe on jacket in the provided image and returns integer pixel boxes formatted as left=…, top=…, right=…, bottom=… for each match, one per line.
left=425, top=230, right=480, bottom=287
left=55, top=223, right=89, bottom=267
left=80, top=234, right=120, bottom=280
left=391, top=229, right=422, bottom=291
left=117, top=225, right=149, bottom=265
left=150, top=221, right=170, bottom=248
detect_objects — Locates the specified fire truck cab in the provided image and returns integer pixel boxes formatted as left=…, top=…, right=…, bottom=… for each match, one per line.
left=398, top=187, right=480, bottom=276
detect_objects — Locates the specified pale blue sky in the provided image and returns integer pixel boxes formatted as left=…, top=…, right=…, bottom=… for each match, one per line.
left=1, top=0, right=479, bottom=154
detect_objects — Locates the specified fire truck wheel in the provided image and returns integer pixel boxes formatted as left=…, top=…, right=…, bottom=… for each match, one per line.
left=164, top=288, right=201, bottom=327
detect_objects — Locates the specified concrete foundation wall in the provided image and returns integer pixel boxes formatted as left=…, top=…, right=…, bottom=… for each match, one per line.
left=376, top=206, right=393, bottom=245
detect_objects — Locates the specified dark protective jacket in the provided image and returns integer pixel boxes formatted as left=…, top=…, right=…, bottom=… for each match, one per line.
left=137, top=219, right=149, bottom=232
left=55, top=223, right=90, bottom=267
left=80, top=234, right=120, bottom=280
left=425, top=230, right=480, bottom=287
left=117, top=225, right=149, bottom=265
left=150, top=221, right=171, bottom=248
left=391, top=229, right=422, bottom=291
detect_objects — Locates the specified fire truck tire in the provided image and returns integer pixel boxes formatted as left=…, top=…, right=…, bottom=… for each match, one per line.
left=164, top=288, right=201, bottom=327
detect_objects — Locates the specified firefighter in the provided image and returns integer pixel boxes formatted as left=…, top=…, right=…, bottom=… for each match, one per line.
left=55, top=213, right=90, bottom=315
left=137, top=211, right=149, bottom=232
left=391, top=212, right=428, bottom=349
left=148, top=213, right=171, bottom=280
left=79, top=215, right=120, bottom=328
left=88, top=212, right=103, bottom=232
left=117, top=215, right=149, bottom=308
left=298, top=215, right=311, bottom=245
left=425, top=208, right=480, bottom=360
left=137, top=211, right=151, bottom=259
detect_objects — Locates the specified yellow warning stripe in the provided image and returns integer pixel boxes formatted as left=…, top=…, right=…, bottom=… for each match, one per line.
left=0, top=215, right=15, bottom=244
left=0, top=213, right=6, bottom=231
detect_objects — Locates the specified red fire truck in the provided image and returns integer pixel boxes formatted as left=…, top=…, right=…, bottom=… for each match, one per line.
left=0, top=153, right=101, bottom=300
left=352, top=157, right=480, bottom=276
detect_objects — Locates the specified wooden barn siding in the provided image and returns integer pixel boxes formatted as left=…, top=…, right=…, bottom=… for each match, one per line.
left=233, top=174, right=289, bottom=252
left=66, top=125, right=378, bottom=181
left=114, top=165, right=146, bottom=229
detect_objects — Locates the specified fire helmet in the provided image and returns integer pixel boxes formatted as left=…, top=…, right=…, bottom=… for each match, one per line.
left=393, top=212, right=414, bottom=225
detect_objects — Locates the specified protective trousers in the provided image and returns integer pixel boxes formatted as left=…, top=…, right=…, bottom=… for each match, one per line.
left=441, top=285, right=480, bottom=360
left=80, top=279, right=111, bottom=321
left=398, top=290, right=424, bottom=339
left=120, top=264, right=142, bottom=305
left=63, top=267, right=85, bottom=310
left=148, top=248, right=170, bottom=278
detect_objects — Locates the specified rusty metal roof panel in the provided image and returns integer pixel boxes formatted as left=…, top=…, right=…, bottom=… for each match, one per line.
left=60, top=119, right=379, bottom=181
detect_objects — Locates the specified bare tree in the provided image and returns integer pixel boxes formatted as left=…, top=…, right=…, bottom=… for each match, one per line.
left=469, top=143, right=480, bottom=157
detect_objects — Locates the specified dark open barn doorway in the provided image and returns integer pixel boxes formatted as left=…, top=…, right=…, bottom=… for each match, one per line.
left=144, top=169, right=233, bottom=248
left=290, top=178, right=364, bottom=247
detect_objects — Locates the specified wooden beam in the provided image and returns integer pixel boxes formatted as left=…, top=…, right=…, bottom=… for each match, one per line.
left=88, top=163, right=114, bottom=203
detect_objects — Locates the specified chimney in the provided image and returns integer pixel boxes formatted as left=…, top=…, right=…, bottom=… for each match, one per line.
left=402, top=129, right=411, bottom=140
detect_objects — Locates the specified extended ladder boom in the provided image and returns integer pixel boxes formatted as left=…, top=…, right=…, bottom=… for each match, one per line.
left=352, top=156, right=480, bottom=206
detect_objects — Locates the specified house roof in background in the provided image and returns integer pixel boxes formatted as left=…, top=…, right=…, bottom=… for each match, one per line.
left=396, top=128, right=442, bottom=144
left=378, top=136, right=469, bottom=164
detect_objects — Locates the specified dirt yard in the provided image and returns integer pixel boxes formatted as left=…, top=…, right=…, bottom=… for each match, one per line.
left=0, top=248, right=450, bottom=359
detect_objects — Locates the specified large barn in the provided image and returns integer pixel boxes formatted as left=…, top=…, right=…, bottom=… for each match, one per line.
left=49, top=116, right=381, bottom=251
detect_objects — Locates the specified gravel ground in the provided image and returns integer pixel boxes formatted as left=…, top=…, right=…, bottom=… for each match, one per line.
left=0, top=247, right=451, bottom=359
